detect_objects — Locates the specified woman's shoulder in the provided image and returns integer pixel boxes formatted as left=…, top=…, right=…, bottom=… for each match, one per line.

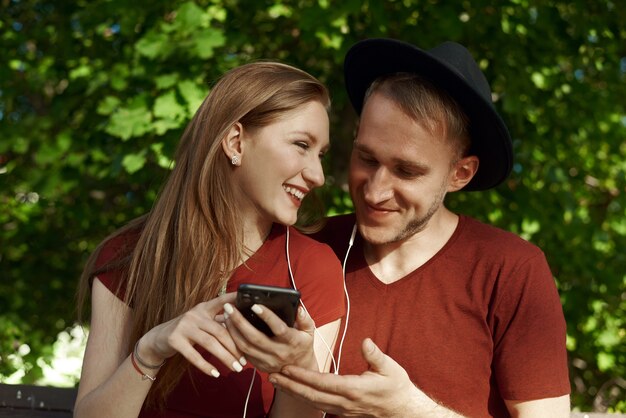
left=95, top=227, right=141, bottom=271
left=91, top=223, right=143, bottom=298
left=286, top=225, right=336, bottom=254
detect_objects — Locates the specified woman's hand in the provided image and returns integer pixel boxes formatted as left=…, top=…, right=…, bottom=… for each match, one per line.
left=223, top=303, right=318, bottom=373
left=137, top=292, right=246, bottom=378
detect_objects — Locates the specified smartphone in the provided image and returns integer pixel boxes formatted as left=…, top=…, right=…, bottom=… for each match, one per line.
left=235, top=284, right=301, bottom=337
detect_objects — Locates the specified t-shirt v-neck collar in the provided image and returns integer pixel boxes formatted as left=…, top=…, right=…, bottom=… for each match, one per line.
left=359, top=216, right=467, bottom=290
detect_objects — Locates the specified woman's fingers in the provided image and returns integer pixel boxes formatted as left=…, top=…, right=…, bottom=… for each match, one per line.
left=170, top=337, right=222, bottom=378
left=225, top=302, right=291, bottom=340
left=223, top=303, right=269, bottom=351
left=153, top=293, right=245, bottom=377
left=293, top=306, right=316, bottom=334
left=193, top=321, right=245, bottom=372
left=223, top=302, right=317, bottom=373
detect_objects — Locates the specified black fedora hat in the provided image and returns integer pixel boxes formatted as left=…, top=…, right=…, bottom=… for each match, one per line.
left=344, top=38, right=513, bottom=191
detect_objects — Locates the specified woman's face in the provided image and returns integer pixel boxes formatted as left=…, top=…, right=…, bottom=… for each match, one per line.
left=234, top=100, right=330, bottom=229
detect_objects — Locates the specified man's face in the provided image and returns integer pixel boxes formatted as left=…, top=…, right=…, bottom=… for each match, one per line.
left=349, top=92, right=459, bottom=245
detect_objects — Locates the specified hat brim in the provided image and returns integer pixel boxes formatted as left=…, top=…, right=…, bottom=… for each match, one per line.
left=344, top=39, right=513, bottom=191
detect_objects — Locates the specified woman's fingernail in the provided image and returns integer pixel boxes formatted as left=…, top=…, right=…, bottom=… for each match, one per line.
left=298, top=306, right=305, bottom=318
left=251, top=304, right=263, bottom=315
left=233, top=361, right=243, bottom=372
left=211, top=369, right=220, bottom=378
left=223, top=303, right=234, bottom=314
left=239, top=356, right=247, bottom=366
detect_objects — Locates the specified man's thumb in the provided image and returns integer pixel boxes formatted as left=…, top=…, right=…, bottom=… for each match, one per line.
left=362, top=338, right=386, bottom=373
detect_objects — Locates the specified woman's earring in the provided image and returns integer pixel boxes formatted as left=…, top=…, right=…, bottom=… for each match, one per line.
left=231, top=155, right=240, bottom=166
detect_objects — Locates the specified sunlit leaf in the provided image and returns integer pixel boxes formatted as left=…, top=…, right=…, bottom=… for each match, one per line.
left=193, top=28, right=225, bottom=59
left=122, top=151, right=147, bottom=174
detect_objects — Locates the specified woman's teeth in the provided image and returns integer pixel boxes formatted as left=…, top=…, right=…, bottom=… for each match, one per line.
left=284, top=186, right=305, bottom=201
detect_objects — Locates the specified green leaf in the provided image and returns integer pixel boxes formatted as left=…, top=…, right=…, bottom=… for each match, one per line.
left=178, top=80, right=207, bottom=116
left=155, top=74, right=179, bottom=89
left=193, top=28, right=225, bottom=59
left=97, top=96, right=121, bottom=115
left=69, top=65, right=91, bottom=80
left=151, top=142, right=174, bottom=169
left=268, top=4, right=293, bottom=18
left=136, top=31, right=171, bottom=59
left=153, top=90, right=186, bottom=122
left=11, top=137, right=29, bottom=154
left=176, top=2, right=205, bottom=29
left=153, top=118, right=182, bottom=135
left=33, top=132, right=72, bottom=166
left=597, top=352, right=616, bottom=372
left=121, top=151, right=147, bottom=174
left=105, top=106, right=153, bottom=140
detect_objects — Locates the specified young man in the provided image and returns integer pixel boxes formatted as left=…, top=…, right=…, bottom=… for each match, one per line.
left=269, top=39, right=571, bottom=417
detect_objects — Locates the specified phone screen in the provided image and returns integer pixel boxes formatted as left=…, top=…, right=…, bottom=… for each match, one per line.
left=235, top=284, right=301, bottom=337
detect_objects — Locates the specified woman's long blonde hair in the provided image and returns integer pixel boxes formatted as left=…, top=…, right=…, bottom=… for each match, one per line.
left=78, top=61, right=330, bottom=405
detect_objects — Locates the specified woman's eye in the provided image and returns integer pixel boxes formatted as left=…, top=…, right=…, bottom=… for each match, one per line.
left=295, top=141, right=309, bottom=150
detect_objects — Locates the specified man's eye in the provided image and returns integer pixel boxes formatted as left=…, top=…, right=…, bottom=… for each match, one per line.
left=359, top=154, right=377, bottom=165
left=396, top=168, right=419, bottom=178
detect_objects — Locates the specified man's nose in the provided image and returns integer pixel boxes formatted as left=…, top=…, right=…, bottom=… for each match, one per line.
left=363, top=167, right=394, bottom=203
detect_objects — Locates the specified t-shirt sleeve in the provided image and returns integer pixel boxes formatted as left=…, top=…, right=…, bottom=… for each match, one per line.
left=292, top=240, right=346, bottom=328
left=92, top=234, right=131, bottom=302
left=491, top=251, right=570, bottom=400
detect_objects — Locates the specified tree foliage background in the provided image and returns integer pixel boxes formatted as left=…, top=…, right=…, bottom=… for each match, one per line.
left=1, top=0, right=625, bottom=412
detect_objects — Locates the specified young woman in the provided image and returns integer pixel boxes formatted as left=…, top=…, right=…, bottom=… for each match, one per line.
left=75, top=62, right=346, bottom=418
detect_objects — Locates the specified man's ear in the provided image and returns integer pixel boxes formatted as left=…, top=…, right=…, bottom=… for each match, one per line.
left=221, top=122, right=243, bottom=166
left=448, top=155, right=479, bottom=192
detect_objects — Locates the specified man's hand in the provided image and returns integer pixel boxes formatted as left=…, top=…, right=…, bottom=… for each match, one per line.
left=269, top=338, right=464, bottom=418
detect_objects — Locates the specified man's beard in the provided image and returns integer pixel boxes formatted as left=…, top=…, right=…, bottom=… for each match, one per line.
left=388, top=180, right=448, bottom=244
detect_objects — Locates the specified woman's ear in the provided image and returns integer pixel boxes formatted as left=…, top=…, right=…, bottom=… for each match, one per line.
left=448, top=155, right=479, bottom=192
left=221, top=122, right=243, bottom=166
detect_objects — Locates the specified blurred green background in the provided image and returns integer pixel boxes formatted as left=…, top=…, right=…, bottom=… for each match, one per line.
left=1, top=0, right=625, bottom=412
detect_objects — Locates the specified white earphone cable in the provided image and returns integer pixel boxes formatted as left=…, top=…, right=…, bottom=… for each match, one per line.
left=242, top=223, right=356, bottom=417
left=335, top=223, right=356, bottom=373
left=285, top=226, right=339, bottom=373
left=242, top=367, right=256, bottom=418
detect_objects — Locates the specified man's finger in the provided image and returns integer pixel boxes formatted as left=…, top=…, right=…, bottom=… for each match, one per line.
left=361, top=338, right=388, bottom=374
left=269, top=372, right=348, bottom=414
left=278, top=365, right=353, bottom=394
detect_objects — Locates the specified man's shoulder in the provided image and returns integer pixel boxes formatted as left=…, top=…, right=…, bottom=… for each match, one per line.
left=310, top=213, right=357, bottom=257
left=459, top=215, right=544, bottom=257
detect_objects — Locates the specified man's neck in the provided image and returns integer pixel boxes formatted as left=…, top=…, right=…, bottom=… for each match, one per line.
left=363, top=209, right=459, bottom=284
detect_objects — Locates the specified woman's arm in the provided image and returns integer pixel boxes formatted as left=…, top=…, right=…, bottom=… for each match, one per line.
left=75, top=280, right=242, bottom=418
left=74, top=279, right=152, bottom=418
